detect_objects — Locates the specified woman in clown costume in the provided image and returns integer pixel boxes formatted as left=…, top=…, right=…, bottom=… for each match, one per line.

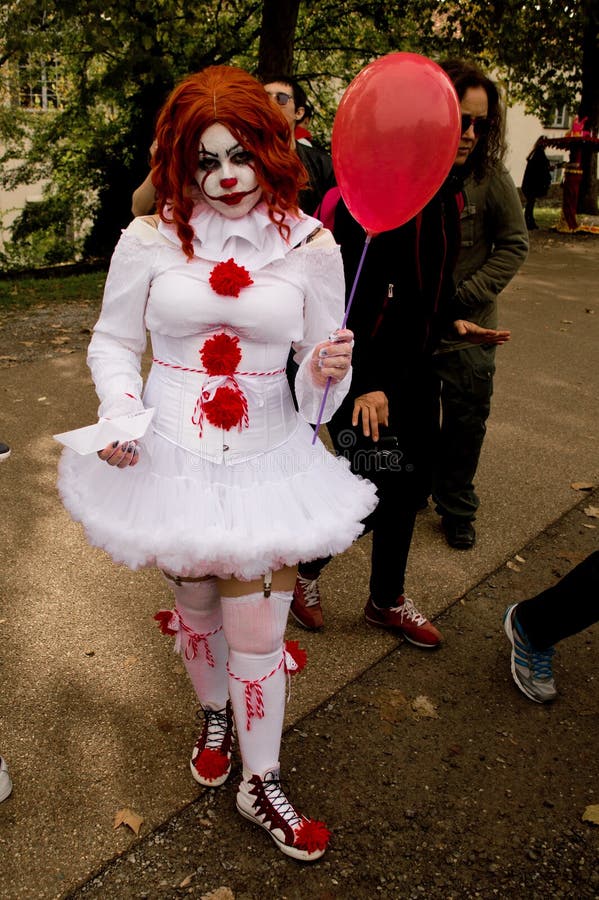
left=58, top=66, right=376, bottom=861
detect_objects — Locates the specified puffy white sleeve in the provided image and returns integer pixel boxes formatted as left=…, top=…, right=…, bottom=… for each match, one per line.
left=292, top=230, right=351, bottom=424
left=87, top=221, right=156, bottom=419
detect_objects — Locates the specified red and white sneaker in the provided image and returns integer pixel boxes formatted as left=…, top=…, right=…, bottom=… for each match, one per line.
left=364, top=595, right=442, bottom=648
left=190, top=700, right=234, bottom=787
left=291, top=575, right=324, bottom=630
left=236, top=766, right=331, bottom=861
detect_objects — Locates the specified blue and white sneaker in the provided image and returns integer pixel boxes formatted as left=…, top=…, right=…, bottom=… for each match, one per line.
left=503, top=604, right=557, bottom=703
left=0, top=757, right=12, bottom=802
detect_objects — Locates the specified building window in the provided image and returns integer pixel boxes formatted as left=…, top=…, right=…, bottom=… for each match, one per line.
left=18, top=58, right=60, bottom=110
left=549, top=106, right=570, bottom=129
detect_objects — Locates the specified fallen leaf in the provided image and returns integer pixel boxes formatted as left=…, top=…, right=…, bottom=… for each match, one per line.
left=514, top=554, right=526, bottom=564
left=583, top=524, right=597, bottom=529
left=582, top=804, right=599, bottom=826
left=113, top=807, right=144, bottom=835
left=571, top=481, right=595, bottom=491
left=411, top=695, right=439, bottom=719
left=179, top=874, right=194, bottom=888
left=584, top=506, right=599, bottom=519
left=506, top=561, right=521, bottom=572
left=376, top=688, right=411, bottom=724
left=560, top=319, right=573, bottom=324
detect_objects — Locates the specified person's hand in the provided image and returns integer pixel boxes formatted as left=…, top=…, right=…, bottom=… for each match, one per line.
left=97, top=440, right=140, bottom=468
left=310, top=328, right=353, bottom=387
left=352, top=391, right=389, bottom=442
left=454, top=320, right=511, bottom=345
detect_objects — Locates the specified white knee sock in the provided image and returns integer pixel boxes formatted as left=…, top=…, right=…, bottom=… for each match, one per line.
left=221, top=590, right=292, bottom=776
left=159, top=576, right=229, bottom=710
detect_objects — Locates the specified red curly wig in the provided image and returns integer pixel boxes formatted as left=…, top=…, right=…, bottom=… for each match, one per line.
left=152, top=66, right=309, bottom=259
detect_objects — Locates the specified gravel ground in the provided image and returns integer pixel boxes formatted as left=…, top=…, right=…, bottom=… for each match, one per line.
left=65, top=491, right=599, bottom=900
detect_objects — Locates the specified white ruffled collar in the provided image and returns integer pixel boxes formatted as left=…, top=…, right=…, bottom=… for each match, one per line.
left=157, top=200, right=321, bottom=270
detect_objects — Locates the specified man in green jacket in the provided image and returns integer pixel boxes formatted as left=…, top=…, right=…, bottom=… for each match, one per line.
left=432, top=60, right=529, bottom=549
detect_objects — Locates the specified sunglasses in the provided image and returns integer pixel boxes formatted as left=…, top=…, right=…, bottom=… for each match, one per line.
left=266, top=91, right=293, bottom=107
left=461, top=114, right=490, bottom=137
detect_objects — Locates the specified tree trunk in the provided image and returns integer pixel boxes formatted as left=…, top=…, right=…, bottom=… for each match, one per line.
left=257, top=0, right=301, bottom=76
left=577, top=0, right=599, bottom=215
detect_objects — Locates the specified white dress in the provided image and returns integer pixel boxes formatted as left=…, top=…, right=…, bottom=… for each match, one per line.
left=58, top=202, right=377, bottom=580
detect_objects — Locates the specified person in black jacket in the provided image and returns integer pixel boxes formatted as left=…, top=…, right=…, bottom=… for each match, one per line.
left=522, top=139, right=552, bottom=230
left=260, top=74, right=336, bottom=215
left=291, top=181, right=511, bottom=641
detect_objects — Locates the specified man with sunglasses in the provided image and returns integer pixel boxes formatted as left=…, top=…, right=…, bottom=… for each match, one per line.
left=430, top=60, right=528, bottom=550
left=261, top=74, right=336, bottom=215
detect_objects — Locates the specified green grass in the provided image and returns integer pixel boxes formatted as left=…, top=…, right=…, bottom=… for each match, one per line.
left=531, top=205, right=561, bottom=229
left=0, top=271, right=106, bottom=312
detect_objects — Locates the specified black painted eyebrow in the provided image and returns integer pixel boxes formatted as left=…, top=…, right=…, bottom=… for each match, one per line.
left=198, top=142, right=244, bottom=158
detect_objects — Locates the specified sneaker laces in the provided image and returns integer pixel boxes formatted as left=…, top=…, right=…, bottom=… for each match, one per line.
left=297, top=575, right=321, bottom=609
left=199, top=706, right=229, bottom=749
left=262, top=772, right=302, bottom=830
left=514, top=626, right=555, bottom=680
left=392, top=596, right=427, bottom=627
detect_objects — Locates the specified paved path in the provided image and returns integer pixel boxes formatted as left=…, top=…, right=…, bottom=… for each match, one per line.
left=0, top=231, right=597, bottom=898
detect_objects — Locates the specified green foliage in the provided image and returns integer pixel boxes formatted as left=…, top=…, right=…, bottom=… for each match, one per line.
left=0, top=0, right=596, bottom=265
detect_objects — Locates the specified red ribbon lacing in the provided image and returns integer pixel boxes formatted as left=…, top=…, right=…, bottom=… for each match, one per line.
left=156, top=607, right=222, bottom=666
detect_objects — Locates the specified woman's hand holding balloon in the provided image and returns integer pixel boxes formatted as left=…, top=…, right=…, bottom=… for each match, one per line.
left=311, top=328, right=354, bottom=387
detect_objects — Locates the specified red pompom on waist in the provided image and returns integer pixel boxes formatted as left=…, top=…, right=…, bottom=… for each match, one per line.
left=204, top=385, right=247, bottom=431
left=200, top=332, right=242, bottom=376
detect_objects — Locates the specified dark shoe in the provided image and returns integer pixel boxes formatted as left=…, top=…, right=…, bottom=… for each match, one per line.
left=190, top=700, right=235, bottom=787
left=442, top=517, right=476, bottom=550
left=291, top=575, right=324, bottom=630
left=364, top=596, right=442, bottom=648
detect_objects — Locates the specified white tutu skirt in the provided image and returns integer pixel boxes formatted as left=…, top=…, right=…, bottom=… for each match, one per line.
left=57, top=420, right=378, bottom=581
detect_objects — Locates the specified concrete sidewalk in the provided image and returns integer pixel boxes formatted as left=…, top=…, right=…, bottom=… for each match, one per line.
left=0, top=232, right=598, bottom=899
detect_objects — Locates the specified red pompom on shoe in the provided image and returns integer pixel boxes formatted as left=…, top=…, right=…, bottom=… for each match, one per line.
left=200, top=332, right=242, bottom=376
left=209, top=258, right=253, bottom=297
left=294, top=818, right=332, bottom=853
left=284, top=640, right=307, bottom=674
left=192, top=748, right=230, bottom=781
left=154, top=609, right=178, bottom=636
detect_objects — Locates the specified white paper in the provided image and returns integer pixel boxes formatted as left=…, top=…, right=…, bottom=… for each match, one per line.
left=54, top=408, right=155, bottom=455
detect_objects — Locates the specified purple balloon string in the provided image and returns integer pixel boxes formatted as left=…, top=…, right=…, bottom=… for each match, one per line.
left=312, top=232, right=372, bottom=444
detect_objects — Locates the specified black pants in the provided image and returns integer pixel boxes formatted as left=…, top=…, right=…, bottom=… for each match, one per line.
left=299, top=366, right=435, bottom=607
left=515, top=551, right=599, bottom=649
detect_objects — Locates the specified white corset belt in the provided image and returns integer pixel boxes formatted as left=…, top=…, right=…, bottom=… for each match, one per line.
left=143, top=332, right=300, bottom=465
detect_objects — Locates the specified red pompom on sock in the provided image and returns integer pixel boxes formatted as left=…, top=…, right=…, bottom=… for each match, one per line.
left=154, top=609, right=177, bottom=636
left=284, top=640, right=307, bottom=674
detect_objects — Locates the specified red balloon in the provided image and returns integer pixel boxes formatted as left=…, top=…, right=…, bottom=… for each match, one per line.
left=331, top=53, right=461, bottom=235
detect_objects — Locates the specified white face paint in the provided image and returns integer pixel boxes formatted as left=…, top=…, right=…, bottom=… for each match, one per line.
left=195, top=123, right=262, bottom=218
